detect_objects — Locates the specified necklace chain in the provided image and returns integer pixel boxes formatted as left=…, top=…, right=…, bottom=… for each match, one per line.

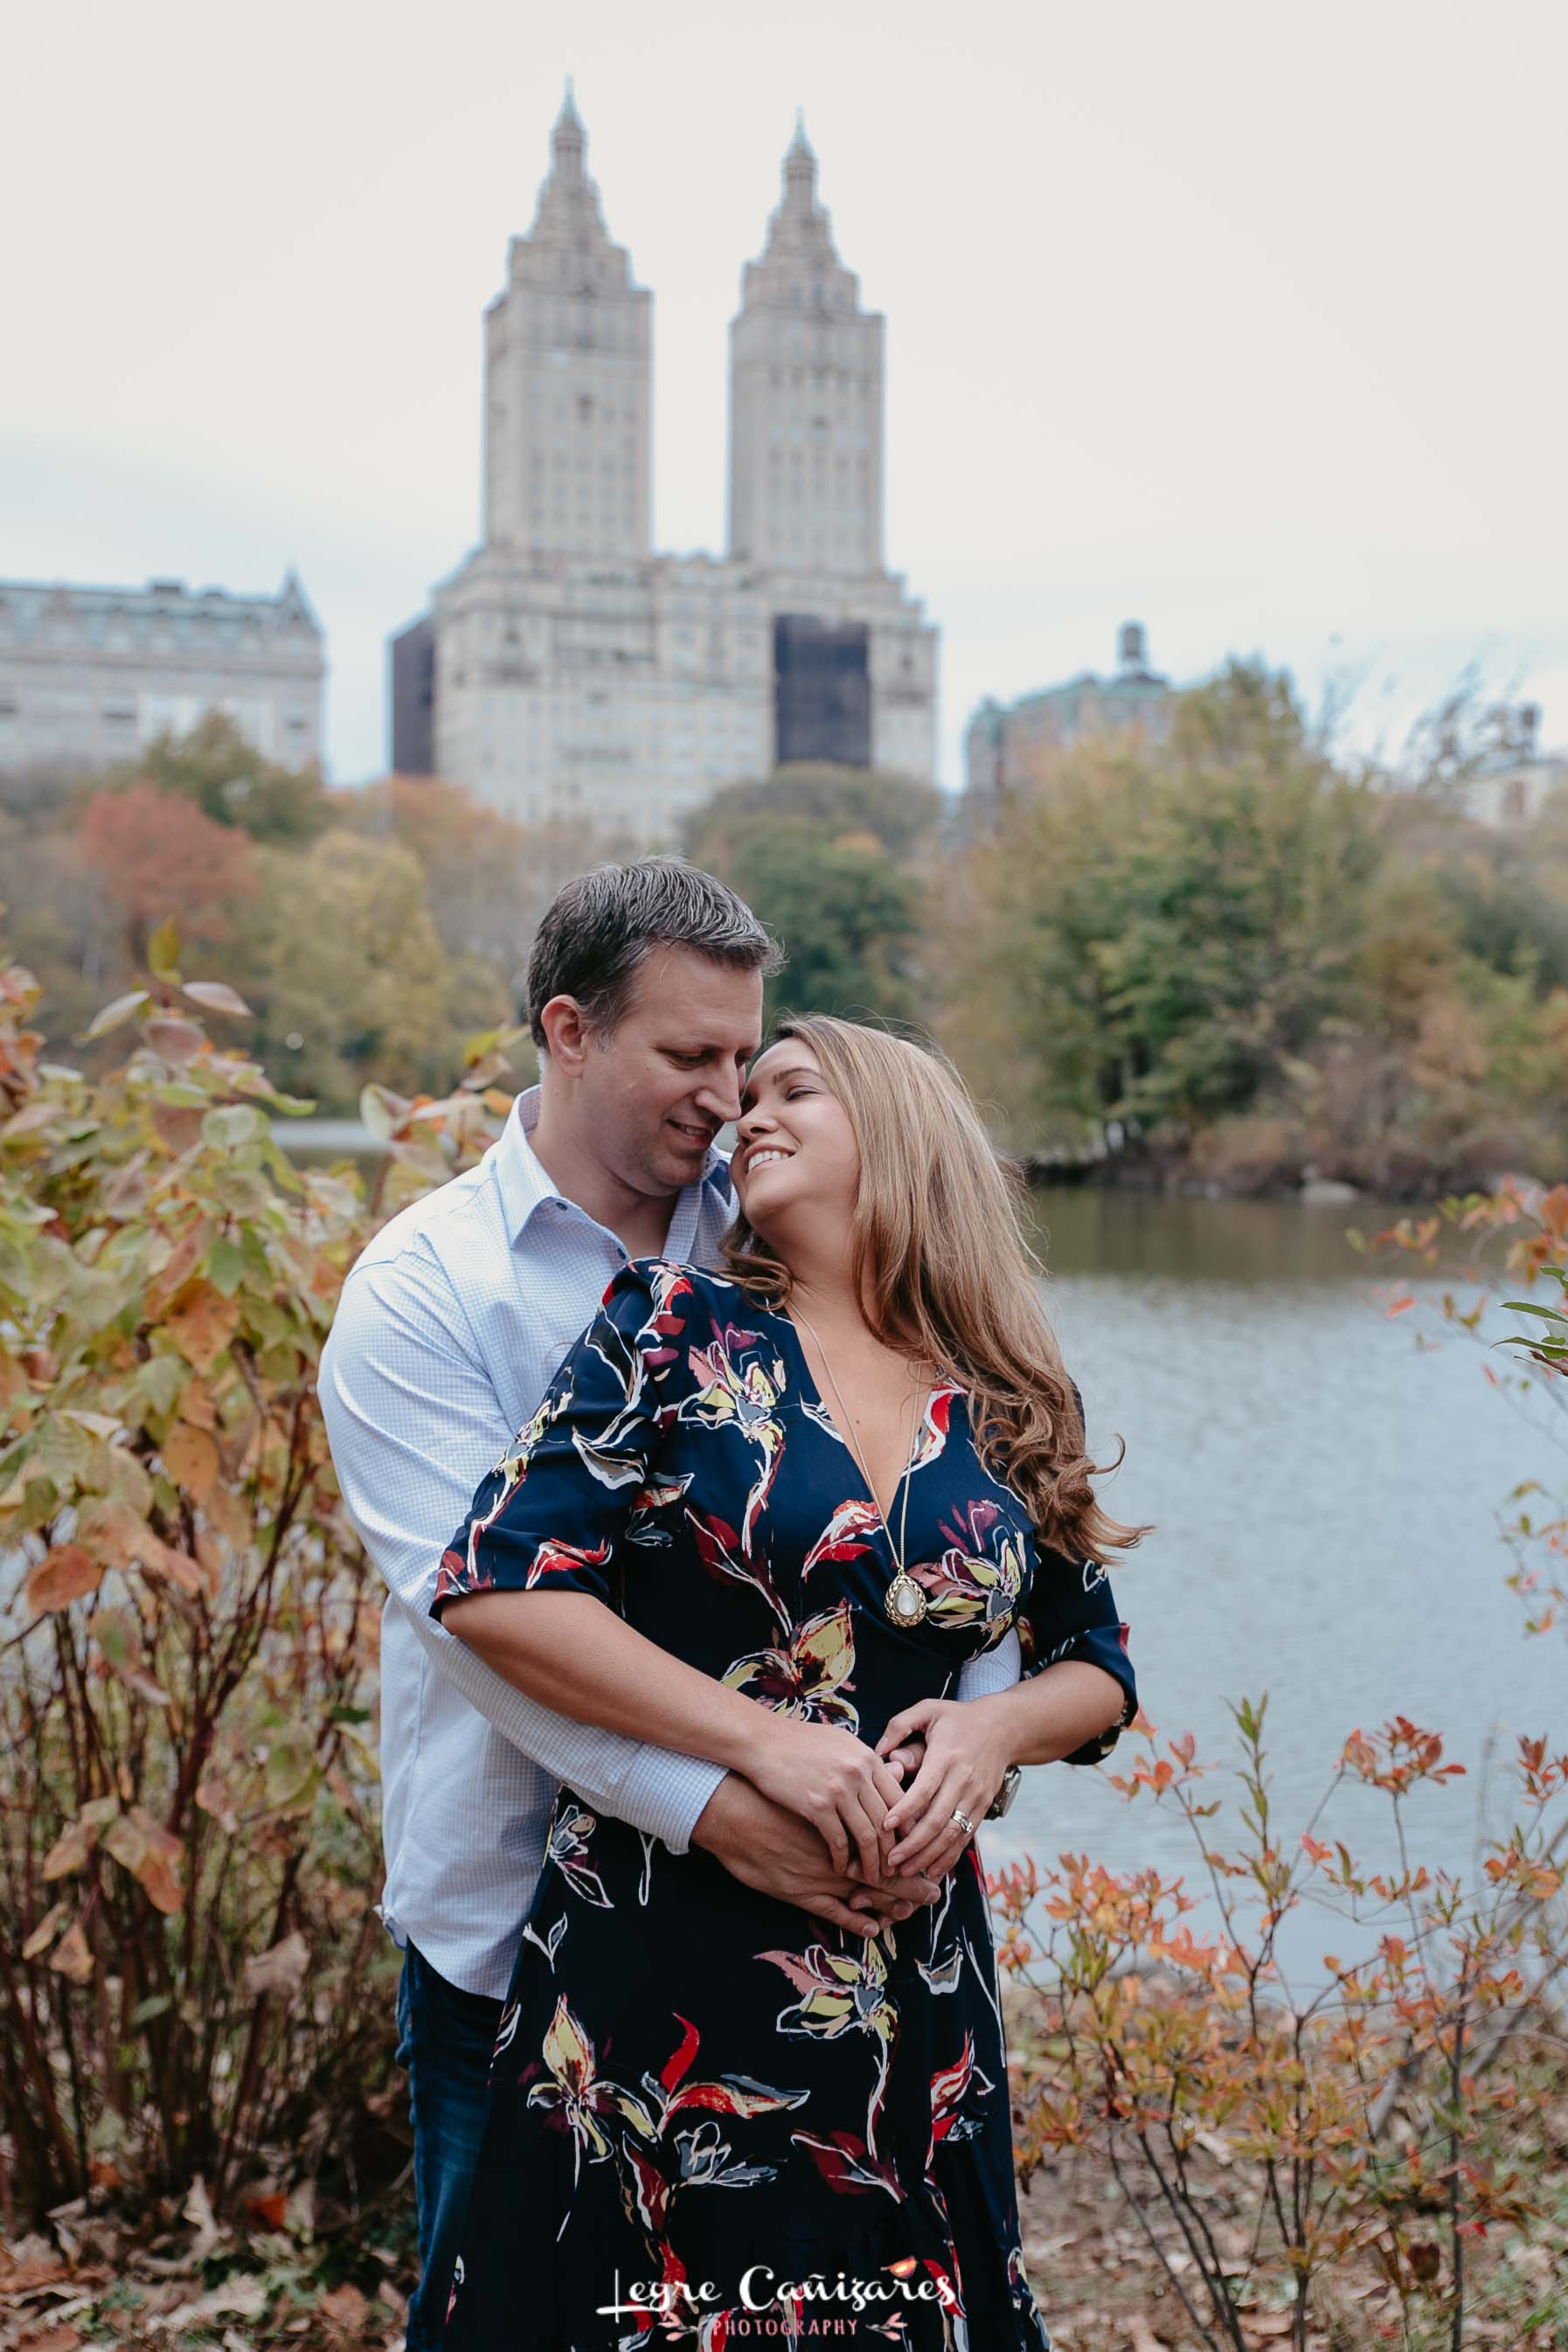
left=787, top=1304, right=927, bottom=1626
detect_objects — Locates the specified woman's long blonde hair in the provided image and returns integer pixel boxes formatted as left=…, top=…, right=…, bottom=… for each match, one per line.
left=718, top=1014, right=1147, bottom=1566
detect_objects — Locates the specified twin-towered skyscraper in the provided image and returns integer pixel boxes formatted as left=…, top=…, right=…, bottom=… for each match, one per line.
left=391, top=89, right=937, bottom=847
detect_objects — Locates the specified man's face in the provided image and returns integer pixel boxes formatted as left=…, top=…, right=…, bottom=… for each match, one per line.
left=574, top=945, right=765, bottom=1197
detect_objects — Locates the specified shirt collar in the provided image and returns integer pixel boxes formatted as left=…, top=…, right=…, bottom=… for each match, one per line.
left=495, top=1085, right=732, bottom=1246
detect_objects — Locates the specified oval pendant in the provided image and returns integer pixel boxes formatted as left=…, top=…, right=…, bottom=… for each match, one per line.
left=885, top=1571, right=927, bottom=1628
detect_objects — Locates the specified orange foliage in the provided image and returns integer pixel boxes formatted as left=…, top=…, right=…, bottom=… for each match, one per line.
left=79, top=781, right=257, bottom=954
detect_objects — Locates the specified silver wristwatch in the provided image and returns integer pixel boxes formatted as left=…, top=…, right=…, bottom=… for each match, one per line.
left=986, top=1765, right=1021, bottom=1820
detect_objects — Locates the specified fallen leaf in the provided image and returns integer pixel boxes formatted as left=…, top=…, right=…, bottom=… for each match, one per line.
left=183, top=2175, right=222, bottom=2265
left=320, top=2283, right=369, bottom=2333
left=1127, top=2321, right=1169, bottom=2352
left=17, top=2326, right=82, bottom=2352
left=0, top=2259, right=70, bottom=2294
left=149, top=2274, right=267, bottom=2334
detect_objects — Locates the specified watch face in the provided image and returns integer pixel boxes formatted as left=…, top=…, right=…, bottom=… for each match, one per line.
left=989, top=1766, right=1021, bottom=1819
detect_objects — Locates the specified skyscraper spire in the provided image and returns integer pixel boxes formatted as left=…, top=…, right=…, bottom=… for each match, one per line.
left=552, top=76, right=585, bottom=178
left=483, top=90, right=652, bottom=561
left=783, top=108, right=816, bottom=208
left=728, top=121, right=885, bottom=578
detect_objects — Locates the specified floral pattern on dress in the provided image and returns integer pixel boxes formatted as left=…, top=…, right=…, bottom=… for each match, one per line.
left=432, top=1257, right=1133, bottom=2350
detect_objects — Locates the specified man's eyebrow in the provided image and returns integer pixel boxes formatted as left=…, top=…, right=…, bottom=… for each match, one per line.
left=739, top=1063, right=817, bottom=1109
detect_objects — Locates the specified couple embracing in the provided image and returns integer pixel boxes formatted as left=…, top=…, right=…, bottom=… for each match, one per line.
left=320, top=858, right=1141, bottom=2351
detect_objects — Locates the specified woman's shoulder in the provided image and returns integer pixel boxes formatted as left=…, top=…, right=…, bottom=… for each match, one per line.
left=613, top=1255, right=755, bottom=1326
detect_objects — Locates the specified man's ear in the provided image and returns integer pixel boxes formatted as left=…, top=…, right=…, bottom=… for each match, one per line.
left=538, top=994, right=591, bottom=1075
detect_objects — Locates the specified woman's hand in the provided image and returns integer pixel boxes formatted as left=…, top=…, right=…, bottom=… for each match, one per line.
left=746, top=1715, right=907, bottom=1884
left=875, top=1696, right=1014, bottom=1878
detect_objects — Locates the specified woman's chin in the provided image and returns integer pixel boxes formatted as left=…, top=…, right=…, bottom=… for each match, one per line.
left=736, top=1186, right=790, bottom=1236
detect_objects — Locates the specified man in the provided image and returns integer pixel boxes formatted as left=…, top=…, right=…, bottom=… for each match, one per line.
left=319, top=859, right=1021, bottom=2349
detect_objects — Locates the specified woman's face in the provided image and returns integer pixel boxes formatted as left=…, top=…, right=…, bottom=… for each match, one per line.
left=732, top=1038, right=861, bottom=1239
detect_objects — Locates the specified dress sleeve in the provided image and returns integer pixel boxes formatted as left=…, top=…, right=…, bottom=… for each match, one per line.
left=1017, top=1373, right=1136, bottom=1766
left=431, top=1256, right=695, bottom=1621
left=1017, top=1545, right=1137, bottom=1766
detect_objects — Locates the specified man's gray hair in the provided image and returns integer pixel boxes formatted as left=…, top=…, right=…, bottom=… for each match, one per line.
left=525, top=857, right=782, bottom=1051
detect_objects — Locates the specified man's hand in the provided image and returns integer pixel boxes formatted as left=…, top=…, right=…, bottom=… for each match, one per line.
left=690, top=1774, right=939, bottom=1939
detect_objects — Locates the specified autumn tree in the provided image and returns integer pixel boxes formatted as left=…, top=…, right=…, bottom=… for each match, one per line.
left=80, top=781, right=258, bottom=969
left=343, top=775, right=604, bottom=994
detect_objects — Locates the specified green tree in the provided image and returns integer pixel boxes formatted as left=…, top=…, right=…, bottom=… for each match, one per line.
left=129, top=709, right=330, bottom=844
left=235, top=829, right=511, bottom=1112
left=684, top=765, right=938, bottom=1028
left=945, top=664, right=1380, bottom=1152
left=683, top=762, right=942, bottom=871
left=724, top=818, right=921, bottom=1025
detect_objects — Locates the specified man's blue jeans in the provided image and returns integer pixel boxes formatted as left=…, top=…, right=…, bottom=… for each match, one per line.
left=393, top=1940, right=503, bottom=2351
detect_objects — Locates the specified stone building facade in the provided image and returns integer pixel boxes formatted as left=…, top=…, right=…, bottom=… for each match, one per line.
left=963, top=622, right=1172, bottom=828
left=0, top=572, right=325, bottom=776
left=392, top=94, right=937, bottom=843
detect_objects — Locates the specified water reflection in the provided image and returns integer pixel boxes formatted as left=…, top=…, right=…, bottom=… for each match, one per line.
left=1025, top=1183, right=1407, bottom=1287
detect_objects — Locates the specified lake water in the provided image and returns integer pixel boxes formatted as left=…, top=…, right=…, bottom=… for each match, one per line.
left=984, top=1189, right=1567, bottom=1987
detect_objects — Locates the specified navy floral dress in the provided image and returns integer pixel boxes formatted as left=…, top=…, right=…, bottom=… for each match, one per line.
left=431, top=1259, right=1135, bottom=2352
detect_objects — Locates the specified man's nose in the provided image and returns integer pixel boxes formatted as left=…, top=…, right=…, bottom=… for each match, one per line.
left=698, top=1067, right=747, bottom=1124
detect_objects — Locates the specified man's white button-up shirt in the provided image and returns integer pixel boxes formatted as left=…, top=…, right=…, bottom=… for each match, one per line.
left=319, top=1084, right=1019, bottom=2000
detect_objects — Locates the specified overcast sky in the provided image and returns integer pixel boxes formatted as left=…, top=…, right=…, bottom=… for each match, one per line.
left=3, top=0, right=1563, bottom=789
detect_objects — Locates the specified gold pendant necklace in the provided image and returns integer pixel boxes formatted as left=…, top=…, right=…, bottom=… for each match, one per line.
left=788, top=1304, right=929, bottom=1630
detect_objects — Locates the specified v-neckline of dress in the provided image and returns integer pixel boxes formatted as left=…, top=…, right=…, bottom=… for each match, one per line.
left=769, top=1303, right=955, bottom=1535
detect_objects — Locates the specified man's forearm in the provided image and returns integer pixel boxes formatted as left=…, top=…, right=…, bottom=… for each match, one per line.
left=445, top=1587, right=787, bottom=1780
left=399, top=1592, right=726, bottom=1844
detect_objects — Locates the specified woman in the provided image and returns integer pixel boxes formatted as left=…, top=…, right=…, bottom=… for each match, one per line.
left=433, top=1016, right=1145, bottom=2349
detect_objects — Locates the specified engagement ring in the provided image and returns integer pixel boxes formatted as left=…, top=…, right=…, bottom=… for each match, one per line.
left=950, top=1808, right=975, bottom=1837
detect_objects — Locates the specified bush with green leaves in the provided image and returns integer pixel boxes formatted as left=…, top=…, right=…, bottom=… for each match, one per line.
left=0, top=921, right=519, bottom=2226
